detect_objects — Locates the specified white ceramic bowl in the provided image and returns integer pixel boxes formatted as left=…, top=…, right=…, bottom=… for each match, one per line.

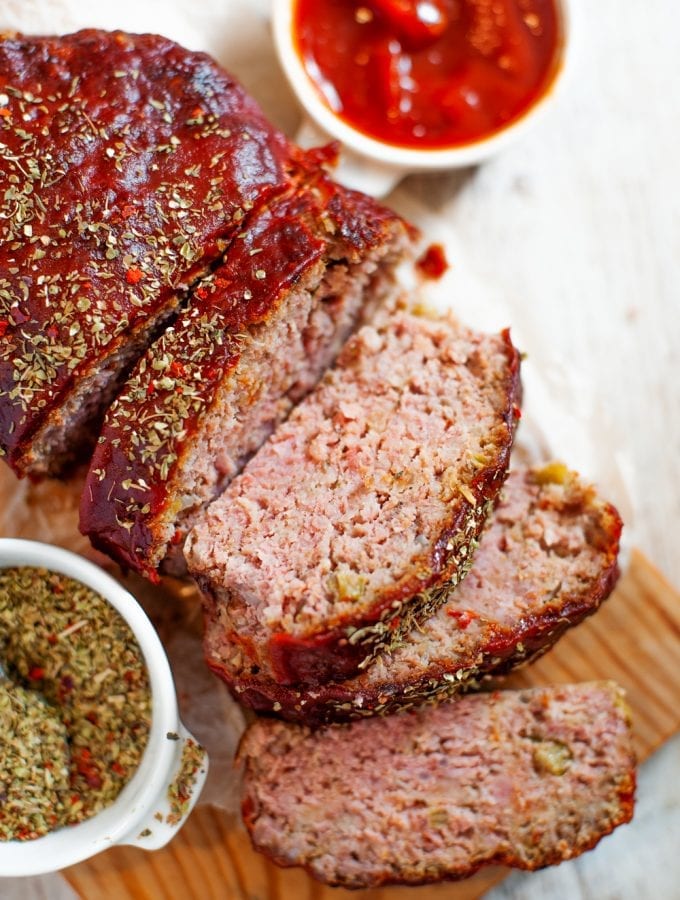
left=273, top=0, right=575, bottom=196
left=0, top=539, right=208, bottom=877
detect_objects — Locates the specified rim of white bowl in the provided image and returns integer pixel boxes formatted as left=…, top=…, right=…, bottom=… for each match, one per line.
left=273, top=0, right=574, bottom=170
left=0, top=539, right=179, bottom=876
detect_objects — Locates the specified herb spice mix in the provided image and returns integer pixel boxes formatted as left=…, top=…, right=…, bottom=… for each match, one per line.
left=0, top=566, right=151, bottom=840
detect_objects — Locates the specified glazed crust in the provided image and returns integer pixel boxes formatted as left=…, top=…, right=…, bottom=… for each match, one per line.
left=79, top=177, right=409, bottom=579
left=208, top=465, right=623, bottom=719
left=0, top=29, right=304, bottom=476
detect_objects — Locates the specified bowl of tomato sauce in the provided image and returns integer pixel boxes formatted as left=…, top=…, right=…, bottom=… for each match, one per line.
left=273, top=0, right=572, bottom=195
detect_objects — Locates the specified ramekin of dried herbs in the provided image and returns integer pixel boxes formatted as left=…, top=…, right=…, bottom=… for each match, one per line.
left=0, top=539, right=208, bottom=877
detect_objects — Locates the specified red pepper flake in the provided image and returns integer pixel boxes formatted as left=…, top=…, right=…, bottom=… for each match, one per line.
left=28, top=666, right=45, bottom=680
left=58, top=674, right=75, bottom=701
left=0, top=319, right=8, bottom=338
left=0, top=108, right=11, bottom=118
left=74, top=748, right=103, bottom=790
left=513, top=405, right=522, bottom=420
left=110, top=761, right=125, bottom=776
left=126, top=267, right=144, bottom=285
left=415, top=243, right=449, bottom=280
left=194, top=286, right=208, bottom=300
left=191, top=105, right=205, bottom=119
left=121, top=204, right=136, bottom=219
left=170, top=360, right=186, bottom=377
left=446, top=609, right=478, bottom=629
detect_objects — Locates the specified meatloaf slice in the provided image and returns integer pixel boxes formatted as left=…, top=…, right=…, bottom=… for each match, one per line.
left=80, top=179, right=410, bottom=579
left=239, top=682, right=636, bottom=889
left=0, top=29, right=310, bottom=477
left=187, top=311, right=521, bottom=686
left=211, top=463, right=623, bottom=723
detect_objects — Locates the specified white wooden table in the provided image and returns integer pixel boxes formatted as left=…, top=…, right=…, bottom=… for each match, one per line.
left=1, top=0, right=679, bottom=897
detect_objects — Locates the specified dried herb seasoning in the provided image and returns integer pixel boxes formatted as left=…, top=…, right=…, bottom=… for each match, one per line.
left=166, top=737, right=206, bottom=826
left=0, top=682, right=70, bottom=841
left=0, top=566, right=151, bottom=840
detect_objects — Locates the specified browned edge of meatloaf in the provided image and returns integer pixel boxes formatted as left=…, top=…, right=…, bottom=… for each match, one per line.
left=214, top=559, right=621, bottom=723
left=208, top=464, right=623, bottom=723
left=197, top=328, right=522, bottom=687
left=238, top=682, right=636, bottom=889
left=79, top=177, right=411, bottom=581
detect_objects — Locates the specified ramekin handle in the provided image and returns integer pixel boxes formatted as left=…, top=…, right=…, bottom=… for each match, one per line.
left=296, top=118, right=405, bottom=198
left=118, top=722, right=208, bottom=851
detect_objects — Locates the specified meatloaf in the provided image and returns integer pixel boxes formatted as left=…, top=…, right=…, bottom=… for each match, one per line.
left=239, top=682, right=636, bottom=889
left=211, top=463, right=622, bottom=723
left=186, top=311, right=521, bottom=686
left=80, top=179, right=410, bottom=579
left=0, top=29, right=343, bottom=477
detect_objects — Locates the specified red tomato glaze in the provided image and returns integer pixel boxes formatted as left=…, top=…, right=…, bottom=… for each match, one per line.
left=293, top=0, right=561, bottom=149
left=416, top=242, right=449, bottom=279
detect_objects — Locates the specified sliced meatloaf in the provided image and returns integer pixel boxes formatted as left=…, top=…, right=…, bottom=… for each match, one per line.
left=211, top=463, right=623, bottom=723
left=187, top=311, right=521, bottom=686
left=0, top=29, right=318, bottom=477
left=239, top=682, right=636, bottom=889
left=80, top=179, right=410, bottom=579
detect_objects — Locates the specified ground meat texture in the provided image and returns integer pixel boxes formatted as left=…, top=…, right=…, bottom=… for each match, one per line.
left=210, top=464, right=622, bottom=723
left=239, top=682, right=636, bottom=889
left=80, top=179, right=410, bottom=579
left=187, top=312, right=521, bottom=685
left=0, top=29, right=315, bottom=477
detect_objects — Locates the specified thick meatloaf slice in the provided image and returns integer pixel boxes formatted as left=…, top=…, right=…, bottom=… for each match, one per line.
left=187, top=311, right=521, bottom=685
left=0, top=29, right=308, bottom=477
left=80, top=179, right=410, bottom=579
left=239, top=682, right=636, bottom=889
left=211, top=463, right=622, bottom=723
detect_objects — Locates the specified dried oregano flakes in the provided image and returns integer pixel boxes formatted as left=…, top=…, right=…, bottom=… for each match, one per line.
left=0, top=566, right=151, bottom=840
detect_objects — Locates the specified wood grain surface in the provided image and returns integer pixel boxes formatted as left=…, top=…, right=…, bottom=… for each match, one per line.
left=62, top=549, right=680, bottom=900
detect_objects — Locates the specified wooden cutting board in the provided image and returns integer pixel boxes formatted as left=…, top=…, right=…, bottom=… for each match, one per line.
left=62, top=548, right=680, bottom=900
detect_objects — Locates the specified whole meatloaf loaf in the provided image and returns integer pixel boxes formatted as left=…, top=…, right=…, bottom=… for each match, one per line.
left=211, top=463, right=623, bottom=723
left=239, top=682, right=636, bottom=889
left=80, top=178, right=409, bottom=579
left=186, top=311, right=521, bottom=685
left=0, top=29, right=355, bottom=477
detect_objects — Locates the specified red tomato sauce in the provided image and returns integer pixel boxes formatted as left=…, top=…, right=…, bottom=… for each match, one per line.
left=416, top=242, right=449, bottom=279
left=293, top=0, right=562, bottom=149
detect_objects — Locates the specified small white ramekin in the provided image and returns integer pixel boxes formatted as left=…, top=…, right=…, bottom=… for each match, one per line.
left=272, top=0, right=575, bottom=196
left=0, top=539, right=208, bottom=877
